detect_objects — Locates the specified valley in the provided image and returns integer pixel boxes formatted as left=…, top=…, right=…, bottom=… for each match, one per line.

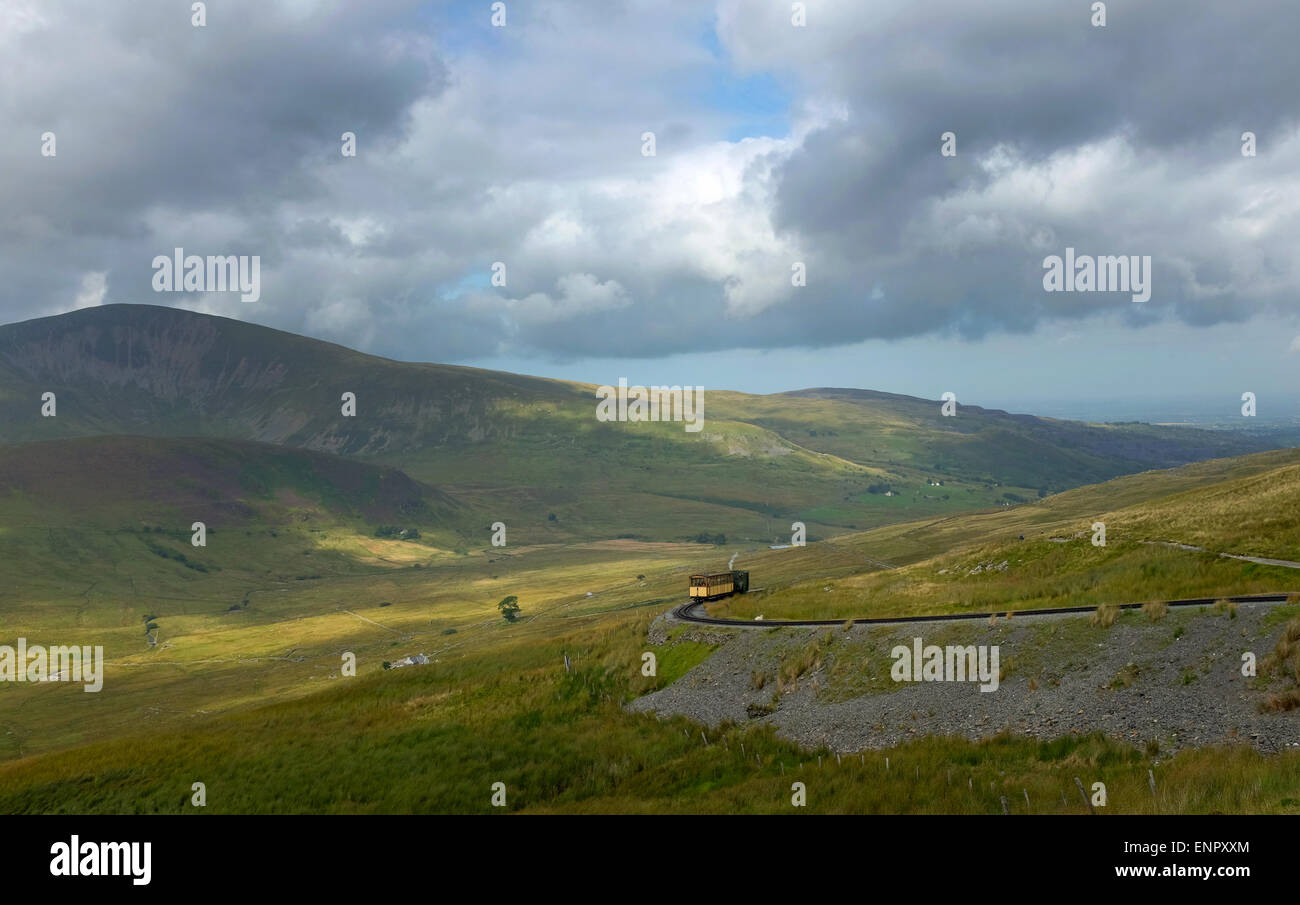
left=0, top=305, right=1297, bottom=814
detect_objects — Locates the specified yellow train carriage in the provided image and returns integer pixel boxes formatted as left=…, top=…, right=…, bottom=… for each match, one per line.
left=689, top=570, right=749, bottom=602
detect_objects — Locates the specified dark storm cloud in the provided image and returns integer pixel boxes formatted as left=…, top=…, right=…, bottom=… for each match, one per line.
left=1, top=0, right=442, bottom=327
left=2, top=0, right=1299, bottom=364
left=746, top=0, right=1300, bottom=346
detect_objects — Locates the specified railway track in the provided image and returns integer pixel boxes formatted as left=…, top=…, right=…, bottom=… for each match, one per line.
left=672, top=592, right=1296, bottom=628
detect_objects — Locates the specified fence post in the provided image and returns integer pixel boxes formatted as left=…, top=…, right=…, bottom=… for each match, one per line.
left=1074, top=777, right=1095, bottom=814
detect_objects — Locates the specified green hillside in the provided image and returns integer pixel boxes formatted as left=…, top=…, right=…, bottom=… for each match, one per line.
left=712, top=447, right=1300, bottom=622
left=2, top=305, right=1294, bottom=546
left=0, top=438, right=1297, bottom=812
left=0, top=444, right=1294, bottom=811
left=1, top=307, right=1298, bottom=814
left=0, top=435, right=462, bottom=531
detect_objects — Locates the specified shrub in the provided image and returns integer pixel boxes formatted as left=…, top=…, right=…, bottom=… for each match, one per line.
left=1261, top=616, right=1300, bottom=684
left=1090, top=603, right=1119, bottom=628
left=1261, top=688, right=1300, bottom=712
left=999, top=656, right=1016, bottom=682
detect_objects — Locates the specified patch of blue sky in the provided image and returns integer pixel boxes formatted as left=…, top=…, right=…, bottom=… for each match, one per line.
left=697, top=26, right=792, bottom=141
left=422, top=0, right=507, bottom=57
left=438, top=269, right=491, bottom=299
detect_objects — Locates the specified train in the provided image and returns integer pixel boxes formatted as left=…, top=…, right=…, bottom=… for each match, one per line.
left=688, top=569, right=749, bottom=602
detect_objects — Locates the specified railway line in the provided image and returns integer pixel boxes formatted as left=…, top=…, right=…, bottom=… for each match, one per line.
left=672, top=592, right=1295, bottom=628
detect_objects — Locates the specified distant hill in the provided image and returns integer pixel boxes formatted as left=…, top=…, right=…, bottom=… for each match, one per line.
left=766, top=387, right=1286, bottom=488
left=0, top=304, right=1293, bottom=543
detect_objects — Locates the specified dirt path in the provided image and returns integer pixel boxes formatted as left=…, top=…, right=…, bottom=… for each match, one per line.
left=1141, top=539, right=1300, bottom=569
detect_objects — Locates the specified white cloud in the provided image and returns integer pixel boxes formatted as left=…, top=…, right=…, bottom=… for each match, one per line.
left=472, top=273, right=633, bottom=326
left=73, top=271, right=107, bottom=309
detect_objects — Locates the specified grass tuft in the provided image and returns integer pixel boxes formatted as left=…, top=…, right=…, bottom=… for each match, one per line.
left=1090, top=603, right=1119, bottom=628
left=1143, top=600, right=1168, bottom=622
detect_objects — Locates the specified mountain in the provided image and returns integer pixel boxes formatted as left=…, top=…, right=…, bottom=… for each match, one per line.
left=0, top=306, right=1296, bottom=805
left=0, top=303, right=556, bottom=453
left=0, top=304, right=1293, bottom=543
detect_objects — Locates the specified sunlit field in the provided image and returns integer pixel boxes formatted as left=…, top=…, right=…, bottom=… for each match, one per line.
left=2, top=444, right=1300, bottom=813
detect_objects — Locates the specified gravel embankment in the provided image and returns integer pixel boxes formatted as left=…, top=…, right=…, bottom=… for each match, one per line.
left=628, top=602, right=1300, bottom=754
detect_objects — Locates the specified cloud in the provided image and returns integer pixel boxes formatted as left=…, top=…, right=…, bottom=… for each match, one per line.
left=471, top=273, right=633, bottom=327
left=72, top=271, right=107, bottom=309
left=2, top=0, right=1299, bottom=368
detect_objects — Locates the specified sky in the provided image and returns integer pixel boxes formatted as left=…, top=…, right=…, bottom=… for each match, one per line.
left=3, top=0, right=1299, bottom=421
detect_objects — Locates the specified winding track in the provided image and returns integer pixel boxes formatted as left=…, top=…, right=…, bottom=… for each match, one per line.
left=673, top=592, right=1295, bottom=628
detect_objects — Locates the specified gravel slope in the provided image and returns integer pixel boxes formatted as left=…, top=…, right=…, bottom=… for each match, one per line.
left=629, top=601, right=1300, bottom=754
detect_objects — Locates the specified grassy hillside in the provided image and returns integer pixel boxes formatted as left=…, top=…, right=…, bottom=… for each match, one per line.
left=0, top=435, right=462, bottom=530
left=2, top=305, right=1294, bottom=545
left=1, top=307, right=1298, bottom=813
left=0, top=442, right=1298, bottom=812
left=729, top=387, right=1284, bottom=488
left=712, top=448, right=1300, bottom=622
left=2, top=598, right=1298, bottom=815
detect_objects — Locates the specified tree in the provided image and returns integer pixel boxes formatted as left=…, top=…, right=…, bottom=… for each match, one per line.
left=497, top=595, right=520, bottom=623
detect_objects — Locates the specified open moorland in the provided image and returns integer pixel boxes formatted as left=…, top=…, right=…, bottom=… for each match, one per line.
left=0, top=305, right=1297, bottom=813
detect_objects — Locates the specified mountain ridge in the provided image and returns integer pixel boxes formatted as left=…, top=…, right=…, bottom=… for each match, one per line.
left=1, top=304, right=1294, bottom=544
